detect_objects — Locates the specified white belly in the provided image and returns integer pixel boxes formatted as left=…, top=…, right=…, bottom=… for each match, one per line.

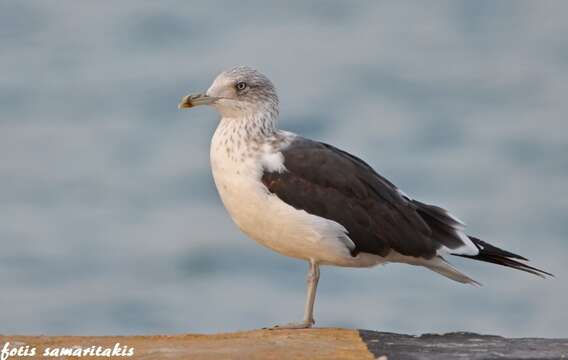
left=209, top=126, right=385, bottom=267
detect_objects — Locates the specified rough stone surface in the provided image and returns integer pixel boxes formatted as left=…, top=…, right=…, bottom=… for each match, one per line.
left=360, top=331, right=568, bottom=360
left=1, top=329, right=567, bottom=360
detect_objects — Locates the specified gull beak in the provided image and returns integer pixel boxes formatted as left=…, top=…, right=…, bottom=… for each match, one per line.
left=178, top=93, right=219, bottom=109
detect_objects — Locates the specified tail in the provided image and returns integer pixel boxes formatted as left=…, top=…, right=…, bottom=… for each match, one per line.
left=454, top=236, right=554, bottom=278
left=424, top=257, right=481, bottom=286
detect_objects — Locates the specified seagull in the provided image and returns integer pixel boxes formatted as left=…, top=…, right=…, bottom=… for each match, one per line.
left=178, top=66, right=552, bottom=329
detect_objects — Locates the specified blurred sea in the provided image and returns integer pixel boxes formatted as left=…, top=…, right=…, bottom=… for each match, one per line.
left=1, top=1, right=567, bottom=337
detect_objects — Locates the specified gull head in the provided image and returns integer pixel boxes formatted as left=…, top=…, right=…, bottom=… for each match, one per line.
left=178, top=66, right=279, bottom=119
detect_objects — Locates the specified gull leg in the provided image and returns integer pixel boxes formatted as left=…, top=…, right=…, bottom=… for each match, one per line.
left=303, top=259, right=319, bottom=325
left=269, top=260, right=320, bottom=330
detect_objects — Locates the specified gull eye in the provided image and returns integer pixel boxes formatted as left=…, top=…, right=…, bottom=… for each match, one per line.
left=236, top=81, right=247, bottom=91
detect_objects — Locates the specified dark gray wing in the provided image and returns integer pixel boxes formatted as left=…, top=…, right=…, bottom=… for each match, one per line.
left=261, top=137, right=468, bottom=259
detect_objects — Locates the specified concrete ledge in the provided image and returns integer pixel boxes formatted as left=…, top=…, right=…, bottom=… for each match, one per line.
left=2, top=328, right=567, bottom=359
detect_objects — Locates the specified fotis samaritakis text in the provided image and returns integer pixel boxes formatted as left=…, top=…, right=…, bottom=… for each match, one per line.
left=1, top=342, right=135, bottom=359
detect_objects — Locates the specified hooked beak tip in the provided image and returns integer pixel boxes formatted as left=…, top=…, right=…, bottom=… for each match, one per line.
left=178, top=95, right=194, bottom=109
left=178, top=93, right=218, bottom=110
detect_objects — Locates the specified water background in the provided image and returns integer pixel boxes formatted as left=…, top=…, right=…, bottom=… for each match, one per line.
left=1, top=1, right=567, bottom=337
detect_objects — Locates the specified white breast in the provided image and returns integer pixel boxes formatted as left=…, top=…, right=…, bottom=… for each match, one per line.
left=209, top=120, right=385, bottom=267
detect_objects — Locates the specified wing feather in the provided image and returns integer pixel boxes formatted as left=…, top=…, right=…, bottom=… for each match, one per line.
left=261, top=136, right=552, bottom=279
left=261, top=137, right=470, bottom=258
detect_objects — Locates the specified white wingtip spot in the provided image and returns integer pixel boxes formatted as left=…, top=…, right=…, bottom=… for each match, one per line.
left=438, top=229, right=479, bottom=256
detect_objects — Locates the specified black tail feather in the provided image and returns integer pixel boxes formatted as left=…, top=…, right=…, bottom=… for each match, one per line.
left=454, top=236, right=553, bottom=278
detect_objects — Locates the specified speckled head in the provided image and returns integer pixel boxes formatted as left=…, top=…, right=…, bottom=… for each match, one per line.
left=179, top=66, right=279, bottom=119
